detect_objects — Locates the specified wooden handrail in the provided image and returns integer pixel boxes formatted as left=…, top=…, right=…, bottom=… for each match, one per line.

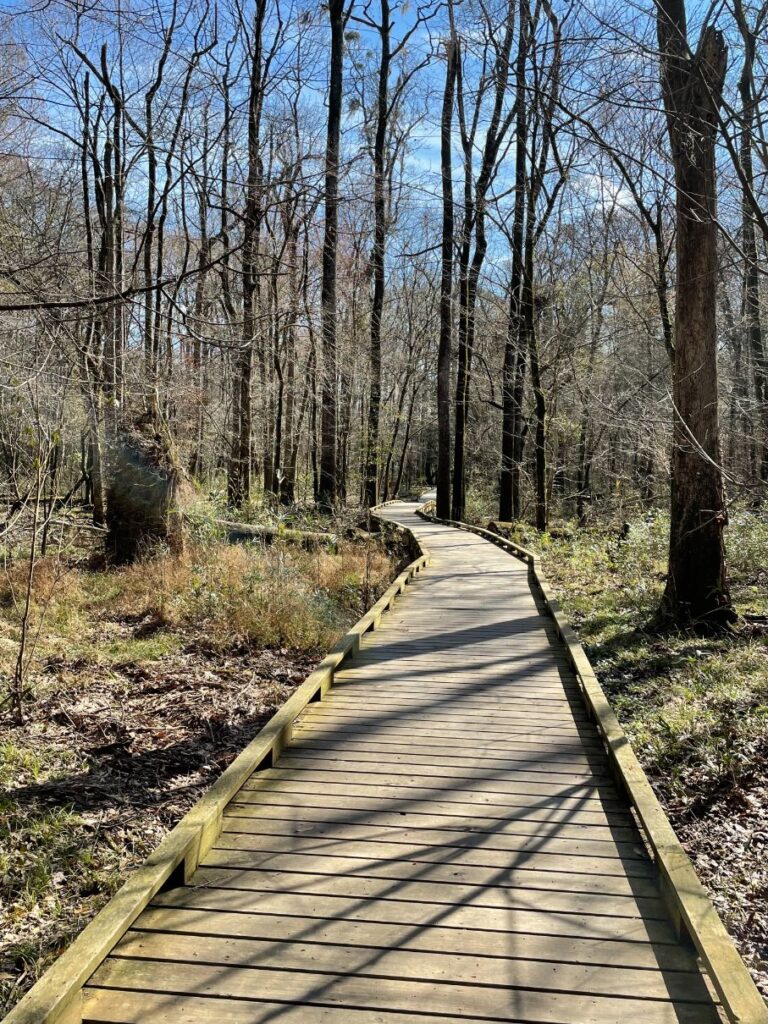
left=4, top=530, right=430, bottom=1024
left=415, top=500, right=767, bottom=1024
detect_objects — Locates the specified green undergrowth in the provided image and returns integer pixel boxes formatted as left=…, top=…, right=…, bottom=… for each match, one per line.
left=531, top=509, right=768, bottom=806
left=510, top=506, right=768, bottom=991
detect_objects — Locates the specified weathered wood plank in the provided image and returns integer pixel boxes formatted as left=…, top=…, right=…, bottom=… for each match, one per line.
left=113, top=929, right=715, bottom=1003
left=191, top=858, right=662, bottom=898
left=82, top=989, right=497, bottom=1024
left=202, top=842, right=657, bottom=880
left=149, top=877, right=669, bottom=924
left=243, top=765, right=633, bottom=808
left=287, top=735, right=607, bottom=768
left=224, top=796, right=636, bottom=836
left=86, top=959, right=720, bottom=1024
left=214, top=823, right=651, bottom=864
left=220, top=806, right=639, bottom=843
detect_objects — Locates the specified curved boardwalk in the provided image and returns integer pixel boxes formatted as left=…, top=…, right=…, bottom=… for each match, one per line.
left=81, top=501, right=723, bottom=1023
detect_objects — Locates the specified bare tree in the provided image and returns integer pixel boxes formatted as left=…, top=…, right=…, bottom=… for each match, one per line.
left=318, top=0, right=353, bottom=509
left=437, top=33, right=458, bottom=520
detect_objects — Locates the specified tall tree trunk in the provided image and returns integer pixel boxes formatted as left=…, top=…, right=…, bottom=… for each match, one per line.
left=279, top=223, right=299, bottom=504
left=500, top=3, right=529, bottom=522
left=721, top=286, right=748, bottom=475
left=228, top=2, right=266, bottom=508
left=452, top=132, right=474, bottom=521
left=364, top=0, right=390, bottom=507
left=189, top=132, right=211, bottom=480
left=452, top=3, right=516, bottom=521
left=393, top=384, right=418, bottom=498
left=576, top=239, right=612, bottom=526
left=79, top=76, right=107, bottom=526
left=656, top=1, right=735, bottom=625
left=436, top=37, right=458, bottom=520
left=524, top=237, right=547, bottom=531
left=318, top=0, right=348, bottom=509
left=734, top=0, right=768, bottom=482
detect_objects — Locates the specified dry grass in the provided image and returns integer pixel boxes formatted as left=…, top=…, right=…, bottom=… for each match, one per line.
left=0, top=527, right=398, bottom=1012
left=104, top=539, right=392, bottom=651
left=0, top=536, right=394, bottom=683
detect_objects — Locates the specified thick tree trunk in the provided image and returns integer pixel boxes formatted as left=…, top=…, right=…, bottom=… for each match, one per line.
left=318, top=0, right=347, bottom=509
left=656, top=3, right=734, bottom=625
left=436, top=38, right=458, bottom=520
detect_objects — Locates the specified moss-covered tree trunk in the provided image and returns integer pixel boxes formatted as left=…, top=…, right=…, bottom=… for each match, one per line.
left=106, top=419, right=185, bottom=563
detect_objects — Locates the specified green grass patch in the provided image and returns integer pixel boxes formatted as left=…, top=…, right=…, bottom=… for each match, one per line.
left=533, top=509, right=768, bottom=801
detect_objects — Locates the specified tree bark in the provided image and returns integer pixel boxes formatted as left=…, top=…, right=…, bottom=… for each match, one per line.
left=734, top=0, right=768, bottom=482
left=500, top=3, right=529, bottom=522
left=524, top=237, right=547, bottom=531
left=228, top=1, right=267, bottom=508
left=437, top=36, right=458, bottom=520
left=656, top=1, right=735, bottom=625
left=452, top=3, right=516, bottom=520
left=363, top=0, right=391, bottom=508
left=318, top=0, right=348, bottom=509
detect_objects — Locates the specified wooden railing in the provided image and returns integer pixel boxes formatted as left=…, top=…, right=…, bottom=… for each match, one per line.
left=4, top=525, right=429, bottom=1024
left=415, top=499, right=768, bottom=1024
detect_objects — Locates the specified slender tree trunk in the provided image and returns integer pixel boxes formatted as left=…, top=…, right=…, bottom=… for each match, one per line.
left=656, top=2, right=735, bottom=625
left=393, top=384, right=418, bottom=498
left=500, top=4, right=529, bottom=521
left=280, top=223, right=299, bottom=504
left=735, top=0, right=768, bottom=482
left=653, top=215, right=675, bottom=364
left=437, top=37, right=458, bottom=520
left=318, top=0, right=348, bottom=509
left=228, top=2, right=266, bottom=508
left=364, top=0, right=391, bottom=507
left=452, top=145, right=474, bottom=521
left=189, top=146, right=211, bottom=479
left=79, top=78, right=107, bottom=526
left=452, top=4, right=516, bottom=521
left=525, top=240, right=547, bottom=531
left=576, top=245, right=611, bottom=526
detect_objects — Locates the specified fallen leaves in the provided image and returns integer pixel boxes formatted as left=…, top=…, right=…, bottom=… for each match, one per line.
left=0, top=638, right=313, bottom=1013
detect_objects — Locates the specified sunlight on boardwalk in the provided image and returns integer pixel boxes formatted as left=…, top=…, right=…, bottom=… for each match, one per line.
left=81, top=501, right=723, bottom=1023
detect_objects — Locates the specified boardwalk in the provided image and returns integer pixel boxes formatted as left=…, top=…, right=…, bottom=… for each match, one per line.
left=81, top=501, right=723, bottom=1023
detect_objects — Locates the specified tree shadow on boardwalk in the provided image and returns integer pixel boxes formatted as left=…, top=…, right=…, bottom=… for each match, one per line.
left=88, top=655, right=719, bottom=1022
left=80, top=507, right=723, bottom=1022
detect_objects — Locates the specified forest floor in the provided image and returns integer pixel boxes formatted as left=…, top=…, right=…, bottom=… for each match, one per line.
left=482, top=506, right=768, bottom=997
left=0, top=518, right=400, bottom=1013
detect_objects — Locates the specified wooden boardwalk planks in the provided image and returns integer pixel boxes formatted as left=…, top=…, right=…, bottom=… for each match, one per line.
left=80, top=501, right=725, bottom=1023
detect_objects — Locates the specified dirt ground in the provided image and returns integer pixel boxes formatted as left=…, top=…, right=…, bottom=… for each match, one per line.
left=0, top=631, right=313, bottom=1011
